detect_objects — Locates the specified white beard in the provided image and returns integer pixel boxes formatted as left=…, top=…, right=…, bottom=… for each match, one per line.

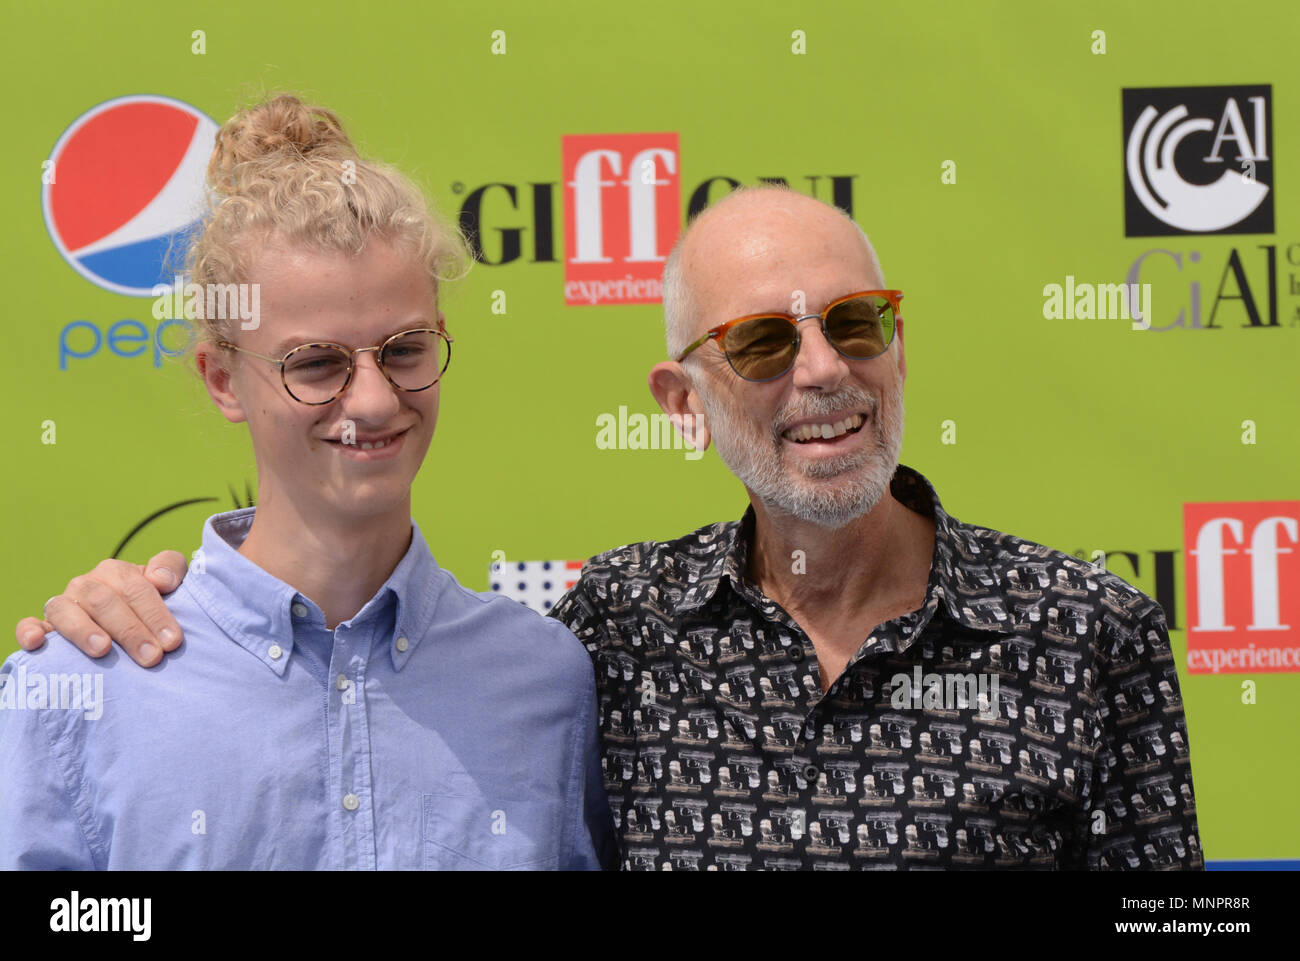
left=693, top=376, right=905, bottom=529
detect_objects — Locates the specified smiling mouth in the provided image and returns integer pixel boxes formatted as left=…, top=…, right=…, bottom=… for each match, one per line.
left=781, top=413, right=866, bottom=444
left=323, top=427, right=410, bottom=449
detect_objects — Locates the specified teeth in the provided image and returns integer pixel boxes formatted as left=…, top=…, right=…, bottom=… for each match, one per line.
left=358, top=439, right=389, bottom=451
left=784, top=413, right=864, bottom=443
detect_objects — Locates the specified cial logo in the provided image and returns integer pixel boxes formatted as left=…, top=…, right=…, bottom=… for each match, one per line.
left=43, top=94, right=218, bottom=297
left=1122, top=85, right=1273, bottom=237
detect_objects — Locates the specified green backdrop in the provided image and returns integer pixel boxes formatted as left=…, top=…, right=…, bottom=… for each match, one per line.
left=2, top=0, right=1296, bottom=864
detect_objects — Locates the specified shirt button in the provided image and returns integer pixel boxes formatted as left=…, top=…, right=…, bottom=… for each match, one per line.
left=803, top=763, right=820, bottom=782
left=788, top=644, right=805, bottom=662
left=395, top=636, right=410, bottom=652
left=336, top=674, right=349, bottom=691
left=268, top=644, right=283, bottom=660
left=342, top=793, right=359, bottom=811
left=291, top=603, right=308, bottom=617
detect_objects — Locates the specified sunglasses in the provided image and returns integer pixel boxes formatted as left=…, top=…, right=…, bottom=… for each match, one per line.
left=675, top=290, right=903, bottom=382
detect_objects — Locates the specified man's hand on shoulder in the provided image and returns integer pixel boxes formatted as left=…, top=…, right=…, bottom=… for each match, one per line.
left=13, top=551, right=189, bottom=667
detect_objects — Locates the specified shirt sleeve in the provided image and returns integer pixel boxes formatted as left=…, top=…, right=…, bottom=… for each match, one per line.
left=0, top=656, right=98, bottom=870
left=564, top=647, right=618, bottom=871
left=1084, top=604, right=1204, bottom=870
left=550, top=579, right=632, bottom=869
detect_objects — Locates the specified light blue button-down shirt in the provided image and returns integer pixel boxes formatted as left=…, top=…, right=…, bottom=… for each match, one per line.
left=0, top=508, right=615, bottom=870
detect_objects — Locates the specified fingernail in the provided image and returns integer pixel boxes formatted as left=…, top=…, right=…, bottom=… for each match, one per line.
left=88, top=633, right=109, bottom=655
left=139, top=643, right=160, bottom=663
left=151, top=567, right=176, bottom=588
left=160, top=628, right=177, bottom=647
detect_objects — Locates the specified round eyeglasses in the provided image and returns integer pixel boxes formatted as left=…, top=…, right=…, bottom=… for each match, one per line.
left=216, top=328, right=453, bottom=405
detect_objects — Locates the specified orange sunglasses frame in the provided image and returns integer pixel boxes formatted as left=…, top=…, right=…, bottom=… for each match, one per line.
left=674, top=289, right=904, bottom=381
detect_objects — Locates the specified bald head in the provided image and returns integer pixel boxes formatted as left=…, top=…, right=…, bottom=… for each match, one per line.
left=661, top=185, right=886, bottom=359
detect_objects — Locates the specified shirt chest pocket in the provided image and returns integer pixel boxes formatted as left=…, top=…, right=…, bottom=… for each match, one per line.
left=421, top=793, right=561, bottom=870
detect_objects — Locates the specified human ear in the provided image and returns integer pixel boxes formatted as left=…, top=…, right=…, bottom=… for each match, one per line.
left=649, top=361, right=711, bottom=452
left=195, top=343, right=248, bottom=424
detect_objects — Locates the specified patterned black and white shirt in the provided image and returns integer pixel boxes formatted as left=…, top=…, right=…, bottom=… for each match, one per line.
left=549, top=464, right=1203, bottom=870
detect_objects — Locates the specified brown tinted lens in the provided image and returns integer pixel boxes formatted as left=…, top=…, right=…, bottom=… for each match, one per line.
left=723, top=316, right=797, bottom=380
left=381, top=330, right=447, bottom=390
left=282, top=345, right=351, bottom=403
left=825, top=295, right=895, bottom=358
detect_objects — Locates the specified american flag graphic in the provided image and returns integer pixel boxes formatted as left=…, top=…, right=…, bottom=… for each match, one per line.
left=489, top=560, right=585, bottom=614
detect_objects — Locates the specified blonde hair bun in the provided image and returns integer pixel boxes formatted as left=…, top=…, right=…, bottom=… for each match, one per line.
left=209, top=94, right=357, bottom=191
left=180, top=91, right=469, bottom=344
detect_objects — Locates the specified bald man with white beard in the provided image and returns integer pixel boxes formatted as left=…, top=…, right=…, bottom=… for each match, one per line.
left=648, top=185, right=934, bottom=691
left=19, top=185, right=1203, bottom=872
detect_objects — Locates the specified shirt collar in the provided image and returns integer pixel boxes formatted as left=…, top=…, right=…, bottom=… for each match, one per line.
left=675, top=464, right=1010, bottom=634
left=182, top=507, right=446, bottom=675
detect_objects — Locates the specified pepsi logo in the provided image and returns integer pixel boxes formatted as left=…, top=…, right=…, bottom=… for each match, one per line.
left=43, top=94, right=218, bottom=297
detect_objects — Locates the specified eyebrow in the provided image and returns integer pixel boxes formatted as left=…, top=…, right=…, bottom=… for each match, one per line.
left=269, top=319, right=434, bottom=357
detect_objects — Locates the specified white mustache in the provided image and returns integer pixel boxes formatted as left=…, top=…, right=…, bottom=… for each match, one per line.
left=773, top=392, right=877, bottom=437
